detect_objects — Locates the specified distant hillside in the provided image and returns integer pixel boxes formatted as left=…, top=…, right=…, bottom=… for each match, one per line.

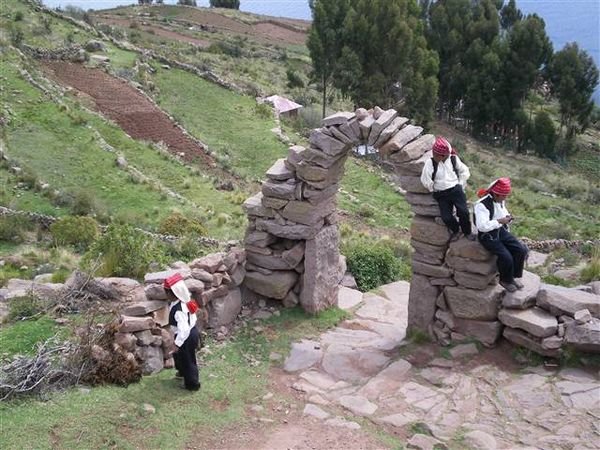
left=0, top=0, right=598, bottom=246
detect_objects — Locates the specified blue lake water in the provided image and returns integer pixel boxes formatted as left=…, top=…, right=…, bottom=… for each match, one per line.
left=42, top=0, right=600, bottom=102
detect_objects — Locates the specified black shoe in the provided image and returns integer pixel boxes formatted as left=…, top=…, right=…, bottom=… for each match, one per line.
left=448, top=231, right=460, bottom=243
left=466, top=233, right=477, bottom=241
left=514, top=279, right=525, bottom=289
left=500, top=281, right=518, bottom=293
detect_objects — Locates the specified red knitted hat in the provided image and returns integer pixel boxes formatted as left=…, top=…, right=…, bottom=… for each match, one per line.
left=490, top=177, right=511, bottom=196
left=432, top=136, right=452, bottom=156
left=163, top=273, right=183, bottom=289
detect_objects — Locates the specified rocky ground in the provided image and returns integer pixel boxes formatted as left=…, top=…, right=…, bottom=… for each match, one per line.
left=269, top=281, right=600, bottom=450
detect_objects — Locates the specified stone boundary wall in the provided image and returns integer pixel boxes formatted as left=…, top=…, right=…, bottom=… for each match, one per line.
left=116, top=248, right=246, bottom=374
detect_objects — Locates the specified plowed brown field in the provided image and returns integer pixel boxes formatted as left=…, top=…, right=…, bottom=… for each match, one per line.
left=43, top=61, right=215, bottom=167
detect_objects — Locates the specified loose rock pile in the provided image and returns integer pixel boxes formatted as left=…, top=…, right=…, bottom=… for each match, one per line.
left=242, top=107, right=428, bottom=313
left=116, top=248, right=245, bottom=374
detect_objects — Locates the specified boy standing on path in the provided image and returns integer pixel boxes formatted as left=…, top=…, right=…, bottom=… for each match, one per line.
left=420, top=136, right=474, bottom=241
left=474, top=177, right=528, bottom=293
left=164, top=273, right=201, bottom=391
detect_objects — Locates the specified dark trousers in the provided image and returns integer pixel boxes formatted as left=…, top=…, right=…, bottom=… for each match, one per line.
left=478, top=227, right=528, bottom=283
left=433, top=185, right=472, bottom=235
left=174, top=327, right=200, bottom=391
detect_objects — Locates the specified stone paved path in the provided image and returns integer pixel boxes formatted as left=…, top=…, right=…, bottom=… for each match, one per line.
left=283, top=281, right=600, bottom=449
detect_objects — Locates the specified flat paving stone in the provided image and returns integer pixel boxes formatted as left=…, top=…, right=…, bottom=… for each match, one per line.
left=338, top=395, right=378, bottom=416
left=337, top=286, right=363, bottom=310
left=283, top=339, right=323, bottom=372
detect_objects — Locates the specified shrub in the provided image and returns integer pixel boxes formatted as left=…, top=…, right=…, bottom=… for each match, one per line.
left=70, top=190, right=97, bottom=216
left=14, top=11, right=24, bottom=21
left=531, top=111, right=557, bottom=159
left=254, top=102, right=273, bottom=120
left=7, top=295, right=44, bottom=322
left=580, top=246, right=600, bottom=282
left=51, top=267, right=71, bottom=284
left=166, top=235, right=211, bottom=261
left=344, top=240, right=403, bottom=292
left=286, top=68, right=305, bottom=89
left=49, top=216, right=99, bottom=251
left=0, top=215, right=34, bottom=243
left=83, top=224, right=167, bottom=279
left=209, top=0, right=240, bottom=8
left=158, top=212, right=207, bottom=237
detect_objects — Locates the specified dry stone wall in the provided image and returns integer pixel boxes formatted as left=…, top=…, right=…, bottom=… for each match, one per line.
left=116, top=248, right=245, bottom=374
left=242, top=107, right=430, bottom=313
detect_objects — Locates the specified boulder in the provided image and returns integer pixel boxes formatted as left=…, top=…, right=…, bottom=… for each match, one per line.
left=4, top=279, right=64, bottom=301
left=367, top=108, right=397, bottom=146
left=564, top=319, right=600, bottom=352
left=498, top=307, right=558, bottom=338
left=411, top=259, right=451, bottom=278
left=502, top=270, right=541, bottom=309
left=281, top=198, right=336, bottom=226
left=322, top=111, right=355, bottom=127
left=255, top=218, right=322, bottom=240
left=144, top=283, right=167, bottom=300
left=242, top=192, right=275, bottom=218
left=144, top=269, right=190, bottom=285
left=309, top=128, right=349, bottom=157
left=453, top=318, right=503, bottom=346
left=244, top=270, right=298, bottom=300
left=453, top=270, right=497, bottom=290
left=262, top=180, right=297, bottom=200
left=137, top=345, right=164, bottom=375
left=503, top=327, right=560, bottom=358
left=374, top=116, right=408, bottom=147
left=122, top=301, right=167, bottom=316
left=208, top=288, right=242, bottom=327
left=189, top=253, right=226, bottom=273
left=399, top=175, right=430, bottom=194
left=266, top=158, right=294, bottom=181
left=395, top=150, right=432, bottom=176
left=411, top=216, right=450, bottom=246
left=407, top=274, right=439, bottom=334
left=119, top=315, right=154, bottom=333
left=389, top=134, right=435, bottom=163
left=445, top=254, right=496, bottom=275
left=445, top=284, right=504, bottom=321
left=410, top=239, right=447, bottom=265
left=537, top=285, right=600, bottom=317
left=97, top=277, right=144, bottom=302
left=301, top=226, right=340, bottom=314
left=447, top=239, right=492, bottom=261
left=339, top=118, right=361, bottom=142
left=379, top=125, right=423, bottom=157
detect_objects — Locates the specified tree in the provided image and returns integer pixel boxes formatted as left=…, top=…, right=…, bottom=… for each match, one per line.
left=209, top=0, right=240, bottom=8
left=335, top=0, right=439, bottom=123
left=178, top=0, right=197, bottom=6
left=499, top=14, right=552, bottom=129
left=138, top=0, right=153, bottom=4
left=307, top=0, right=350, bottom=117
left=548, top=43, right=600, bottom=137
left=500, top=0, right=522, bottom=31
left=531, top=111, right=557, bottom=159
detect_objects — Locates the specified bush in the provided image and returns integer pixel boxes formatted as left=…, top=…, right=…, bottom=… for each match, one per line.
left=14, top=11, right=24, bottom=21
left=209, top=0, right=240, bottom=8
left=286, top=68, right=305, bottom=89
left=158, top=212, right=207, bottom=237
left=344, top=240, right=404, bottom=292
left=166, top=235, right=212, bottom=262
left=253, top=102, right=273, bottom=120
left=581, top=246, right=600, bottom=282
left=7, top=295, right=44, bottom=322
left=0, top=215, right=35, bottom=243
left=83, top=224, right=167, bottom=279
left=531, top=111, right=557, bottom=159
left=49, top=216, right=100, bottom=251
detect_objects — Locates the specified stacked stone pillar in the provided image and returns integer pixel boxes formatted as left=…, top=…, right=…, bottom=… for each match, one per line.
left=242, top=107, right=430, bottom=313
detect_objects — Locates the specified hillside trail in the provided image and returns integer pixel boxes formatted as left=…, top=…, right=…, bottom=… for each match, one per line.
left=207, top=282, right=600, bottom=450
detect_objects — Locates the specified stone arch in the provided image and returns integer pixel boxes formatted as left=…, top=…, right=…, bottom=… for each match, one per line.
left=242, top=106, right=434, bottom=314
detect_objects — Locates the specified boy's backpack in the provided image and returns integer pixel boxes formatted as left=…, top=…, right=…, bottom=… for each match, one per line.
left=431, top=155, right=459, bottom=181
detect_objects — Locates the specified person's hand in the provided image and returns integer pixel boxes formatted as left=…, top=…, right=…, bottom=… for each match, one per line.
left=498, top=216, right=512, bottom=225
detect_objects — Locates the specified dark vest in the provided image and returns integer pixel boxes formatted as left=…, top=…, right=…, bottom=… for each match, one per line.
left=474, top=195, right=507, bottom=230
left=431, top=155, right=459, bottom=181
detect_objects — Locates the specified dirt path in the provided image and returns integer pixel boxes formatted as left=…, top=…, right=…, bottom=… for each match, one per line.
left=43, top=62, right=215, bottom=167
left=94, top=16, right=211, bottom=48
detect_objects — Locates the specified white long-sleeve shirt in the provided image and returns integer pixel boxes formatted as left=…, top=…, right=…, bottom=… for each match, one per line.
left=170, top=301, right=197, bottom=347
left=420, top=155, right=470, bottom=192
left=474, top=195, right=511, bottom=233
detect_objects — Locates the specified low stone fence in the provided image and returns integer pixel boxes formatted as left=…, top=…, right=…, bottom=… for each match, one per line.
left=114, top=248, right=245, bottom=374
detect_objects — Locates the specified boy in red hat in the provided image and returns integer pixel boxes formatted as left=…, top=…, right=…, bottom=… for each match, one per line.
left=421, top=136, right=474, bottom=241
left=164, top=273, right=201, bottom=391
left=474, top=178, right=528, bottom=292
